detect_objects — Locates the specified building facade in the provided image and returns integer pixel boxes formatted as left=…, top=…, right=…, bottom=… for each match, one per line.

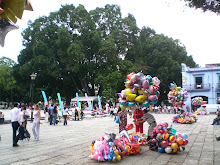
left=181, top=63, right=220, bottom=110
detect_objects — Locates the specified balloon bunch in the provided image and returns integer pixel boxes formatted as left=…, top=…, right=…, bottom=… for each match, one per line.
left=195, top=108, right=209, bottom=115
left=89, top=131, right=140, bottom=162
left=173, top=112, right=197, bottom=124
left=0, top=0, right=33, bottom=47
left=118, top=72, right=160, bottom=109
left=168, top=82, right=188, bottom=108
left=191, top=97, right=207, bottom=106
left=149, top=123, right=188, bottom=153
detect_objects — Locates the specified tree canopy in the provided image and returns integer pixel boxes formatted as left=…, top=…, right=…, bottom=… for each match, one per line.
left=11, top=4, right=196, bottom=105
left=183, top=0, right=220, bottom=14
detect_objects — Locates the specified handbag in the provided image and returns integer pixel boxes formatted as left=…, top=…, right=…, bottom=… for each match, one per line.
left=116, top=116, right=119, bottom=123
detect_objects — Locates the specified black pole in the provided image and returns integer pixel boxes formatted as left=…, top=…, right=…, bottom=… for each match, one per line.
left=30, top=80, right=34, bottom=121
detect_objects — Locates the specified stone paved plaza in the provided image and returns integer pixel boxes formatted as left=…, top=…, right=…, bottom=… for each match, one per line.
left=0, top=114, right=220, bottom=165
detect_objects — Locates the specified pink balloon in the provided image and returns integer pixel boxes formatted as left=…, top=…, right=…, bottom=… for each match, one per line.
left=175, top=132, right=181, bottom=138
left=148, top=95, right=157, bottom=101
left=142, top=80, right=149, bottom=90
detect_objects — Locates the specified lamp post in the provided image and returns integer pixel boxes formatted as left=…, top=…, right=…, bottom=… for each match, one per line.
left=30, top=73, right=37, bottom=122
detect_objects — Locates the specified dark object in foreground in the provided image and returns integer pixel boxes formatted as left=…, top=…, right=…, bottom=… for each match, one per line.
left=215, top=135, right=220, bottom=141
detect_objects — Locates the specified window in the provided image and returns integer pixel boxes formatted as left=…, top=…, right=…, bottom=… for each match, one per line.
left=195, top=77, right=203, bottom=89
left=217, top=93, right=220, bottom=97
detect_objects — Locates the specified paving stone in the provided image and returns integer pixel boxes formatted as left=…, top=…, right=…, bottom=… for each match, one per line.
left=0, top=114, right=219, bottom=165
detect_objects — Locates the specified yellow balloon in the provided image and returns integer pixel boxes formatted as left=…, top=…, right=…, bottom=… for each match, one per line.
left=126, top=89, right=132, bottom=95
left=138, top=90, right=144, bottom=95
left=171, top=143, right=179, bottom=150
left=135, top=95, right=146, bottom=102
left=126, top=94, right=137, bottom=102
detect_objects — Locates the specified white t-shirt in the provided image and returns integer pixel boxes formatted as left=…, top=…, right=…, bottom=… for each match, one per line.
left=113, top=107, right=118, bottom=114
left=19, top=110, right=25, bottom=123
left=63, top=109, right=68, bottom=115
left=154, top=106, right=158, bottom=110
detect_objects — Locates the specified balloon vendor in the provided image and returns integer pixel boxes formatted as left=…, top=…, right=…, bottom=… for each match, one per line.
left=118, top=108, right=127, bottom=133
left=136, top=107, right=157, bottom=140
left=133, top=105, right=144, bottom=133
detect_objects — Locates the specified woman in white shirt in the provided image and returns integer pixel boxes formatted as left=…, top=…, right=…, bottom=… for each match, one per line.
left=63, top=107, right=69, bottom=125
left=32, top=104, right=41, bottom=141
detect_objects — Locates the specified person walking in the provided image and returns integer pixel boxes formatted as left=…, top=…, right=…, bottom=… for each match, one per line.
left=11, top=103, right=20, bottom=147
left=80, top=110, right=84, bottom=120
left=63, top=107, right=69, bottom=125
left=133, top=106, right=144, bottom=134
left=118, top=108, right=127, bottom=133
left=0, top=110, right=4, bottom=124
left=44, top=105, right=49, bottom=123
left=75, top=106, right=79, bottom=121
left=49, top=105, right=54, bottom=125
left=32, top=104, right=41, bottom=141
left=113, top=107, right=118, bottom=121
left=53, top=106, right=58, bottom=125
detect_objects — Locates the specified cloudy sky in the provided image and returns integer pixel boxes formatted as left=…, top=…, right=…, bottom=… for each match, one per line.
left=1, top=0, right=220, bottom=67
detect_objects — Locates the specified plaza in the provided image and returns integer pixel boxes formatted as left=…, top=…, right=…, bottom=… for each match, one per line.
left=0, top=114, right=219, bottom=165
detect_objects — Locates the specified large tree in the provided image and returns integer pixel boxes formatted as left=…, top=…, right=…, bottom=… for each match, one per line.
left=14, top=4, right=139, bottom=105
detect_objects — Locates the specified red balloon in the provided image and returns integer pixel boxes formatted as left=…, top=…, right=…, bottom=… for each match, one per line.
left=159, top=129, right=164, bottom=134
left=183, top=139, right=188, bottom=145
left=161, top=140, right=169, bottom=147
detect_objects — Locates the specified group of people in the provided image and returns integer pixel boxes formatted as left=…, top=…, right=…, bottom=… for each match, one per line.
left=44, top=105, right=84, bottom=126
left=11, top=103, right=41, bottom=147
left=153, top=105, right=182, bottom=114
left=212, top=107, right=220, bottom=125
left=117, top=104, right=157, bottom=139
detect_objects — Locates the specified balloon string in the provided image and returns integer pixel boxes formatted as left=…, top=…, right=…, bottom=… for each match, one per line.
left=140, top=145, right=159, bottom=154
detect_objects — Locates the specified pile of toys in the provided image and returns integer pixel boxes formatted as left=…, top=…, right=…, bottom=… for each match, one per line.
left=149, top=123, right=188, bottom=153
left=173, top=112, right=197, bottom=124
left=89, top=131, right=140, bottom=162
left=195, top=108, right=209, bottom=115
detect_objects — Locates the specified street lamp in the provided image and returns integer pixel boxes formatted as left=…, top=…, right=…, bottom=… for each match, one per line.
left=30, top=73, right=37, bottom=122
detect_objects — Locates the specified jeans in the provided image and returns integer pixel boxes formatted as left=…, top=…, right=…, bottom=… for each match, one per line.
left=32, top=122, right=40, bottom=140
left=63, top=115, right=67, bottom=125
left=75, top=112, right=79, bottom=121
left=0, top=118, right=4, bottom=124
left=53, top=114, right=57, bottom=125
left=114, top=113, right=117, bottom=121
left=12, top=121, right=19, bottom=144
left=50, top=115, right=53, bottom=125
left=148, top=122, right=157, bottom=137
left=212, top=118, right=220, bottom=125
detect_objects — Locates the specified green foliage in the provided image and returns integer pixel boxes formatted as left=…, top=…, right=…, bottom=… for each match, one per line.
left=0, top=58, right=17, bottom=102
left=183, top=0, right=220, bottom=14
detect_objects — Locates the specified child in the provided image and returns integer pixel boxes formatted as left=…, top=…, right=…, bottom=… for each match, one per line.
left=137, top=108, right=157, bottom=139
left=133, top=106, right=144, bottom=133
left=118, top=108, right=127, bottom=133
